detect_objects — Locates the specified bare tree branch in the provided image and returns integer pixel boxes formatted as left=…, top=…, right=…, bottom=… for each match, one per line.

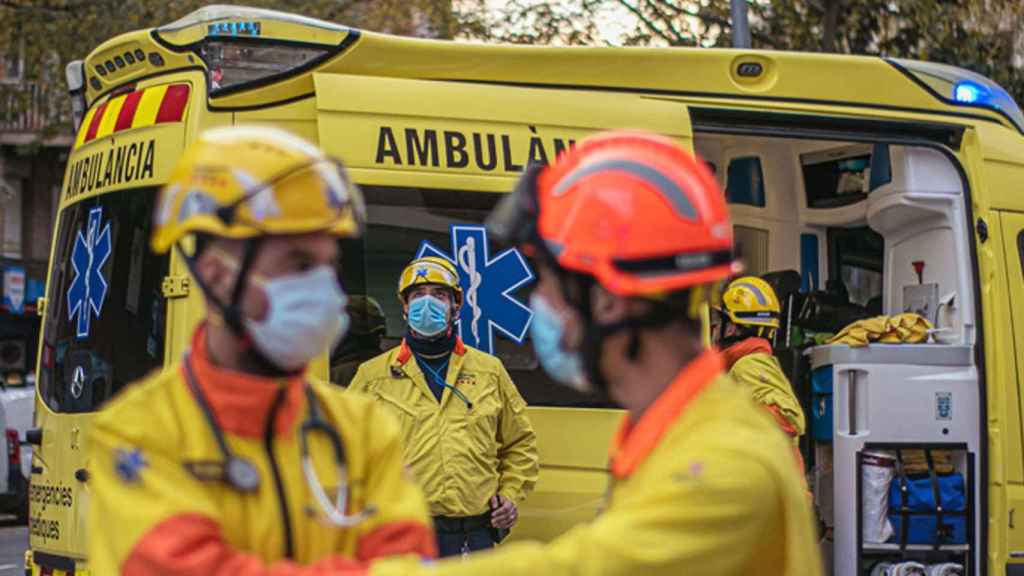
left=616, top=0, right=680, bottom=46
left=640, top=0, right=692, bottom=45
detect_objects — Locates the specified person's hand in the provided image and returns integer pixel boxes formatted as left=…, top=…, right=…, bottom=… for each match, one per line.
left=490, top=495, right=517, bottom=529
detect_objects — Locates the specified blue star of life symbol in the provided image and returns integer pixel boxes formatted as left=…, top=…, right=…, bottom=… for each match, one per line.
left=67, top=207, right=112, bottom=339
left=417, top=225, right=534, bottom=354
left=115, top=448, right=148, bottom=484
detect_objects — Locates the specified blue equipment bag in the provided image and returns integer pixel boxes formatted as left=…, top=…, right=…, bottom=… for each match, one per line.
left=887, top=471, right=966, bottom=546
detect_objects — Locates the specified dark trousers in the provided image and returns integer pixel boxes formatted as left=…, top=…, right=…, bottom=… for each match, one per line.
left=436, top=527, right=494, bottom=557
left=433, top=514, right=495, bottom=558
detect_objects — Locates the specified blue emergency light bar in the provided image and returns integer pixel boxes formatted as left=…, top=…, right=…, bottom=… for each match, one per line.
left=889, top=58, right=1024, bottom=133
left=207, top=21, right=262, bottom=37
left=953, top=80, right=986, bottom=104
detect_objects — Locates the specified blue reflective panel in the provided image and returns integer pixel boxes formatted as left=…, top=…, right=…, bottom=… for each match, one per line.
left=726, top=157, right=766, bottom=207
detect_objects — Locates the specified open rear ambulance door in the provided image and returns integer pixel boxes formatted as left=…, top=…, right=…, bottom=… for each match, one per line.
left=312, top=73, right=693, bottom=542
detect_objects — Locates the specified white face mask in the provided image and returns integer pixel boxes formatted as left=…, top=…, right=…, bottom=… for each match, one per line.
left=244, top=265, right=349, bottom=372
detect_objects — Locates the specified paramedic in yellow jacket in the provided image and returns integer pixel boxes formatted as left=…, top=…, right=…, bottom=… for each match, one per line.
left=713, top=276, right=807, bottom=473
left=367, top=131, right=822, bottom=575
left=348, top=256, right=538, bottom=557
left=88, top=126, right=436, bottom=575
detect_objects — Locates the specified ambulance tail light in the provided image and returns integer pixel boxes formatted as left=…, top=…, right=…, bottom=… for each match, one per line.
left=888, top=58, right=1024, bottom=133
left=6, top=429, right=19, bottom=470
left=65, top=60, right=86, bottom=132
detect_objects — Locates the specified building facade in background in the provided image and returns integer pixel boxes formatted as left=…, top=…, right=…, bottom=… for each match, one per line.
left=0, top=48, right=69, bottom=380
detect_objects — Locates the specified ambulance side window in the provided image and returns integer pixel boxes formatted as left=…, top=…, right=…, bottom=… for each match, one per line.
left=37, top=188, right=168, bottom=413
left=336, top=185, right=611, bottom=408
left=725, top=157, right=766, bottom=207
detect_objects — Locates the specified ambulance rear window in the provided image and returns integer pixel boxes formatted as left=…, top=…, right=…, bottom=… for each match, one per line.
left=38, top=188, right=168, bottom=413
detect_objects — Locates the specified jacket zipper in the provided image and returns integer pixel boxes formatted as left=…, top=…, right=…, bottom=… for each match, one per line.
left=264, top=387, right=295, bottom=559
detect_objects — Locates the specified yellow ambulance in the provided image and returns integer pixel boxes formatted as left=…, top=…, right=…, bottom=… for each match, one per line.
left=27, top=5, right=1024, bottom=575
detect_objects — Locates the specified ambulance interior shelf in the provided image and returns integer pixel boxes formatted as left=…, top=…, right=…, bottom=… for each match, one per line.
left=856, top=444, right=973, bottom=575
left=806, top=343, right=978, bottom=576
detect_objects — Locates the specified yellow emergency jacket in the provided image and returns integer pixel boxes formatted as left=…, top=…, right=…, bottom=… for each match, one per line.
left=88, top=327, right=435, bottom=575
left=723, top=338, right=806, bottom=440
left=348, top=338, right=538, bottom=517
left=370, top=349, right=822, bottom=576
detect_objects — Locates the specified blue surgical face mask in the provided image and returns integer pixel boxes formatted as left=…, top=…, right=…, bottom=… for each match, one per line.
left=408, top=294, right=450, bottom=338
left=244, top=265, right=349, bottom=372
left=529, top=293, right=587, bottom=391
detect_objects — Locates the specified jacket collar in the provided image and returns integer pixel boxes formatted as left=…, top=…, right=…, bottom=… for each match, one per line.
left=610, top=349, right=724, bottom=479
left=721, top=337, right=773, bottom=371
left=184, top=324, right=305, bottom=438
left=393, top=336, right=467, bottom=367
left=391, top=337, right=468, bottom=409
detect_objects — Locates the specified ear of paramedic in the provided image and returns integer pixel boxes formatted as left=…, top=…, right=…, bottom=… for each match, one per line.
left=491, top=132, right=736, bottom=404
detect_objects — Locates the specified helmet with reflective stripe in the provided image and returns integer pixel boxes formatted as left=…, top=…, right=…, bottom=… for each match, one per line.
left=489, top=130, right=738, bottom=297
left=151, top=125, right=364, bottom=253
left=720, top=276, right=781, bottom=332
left=397, top=256, right=464, bottom=307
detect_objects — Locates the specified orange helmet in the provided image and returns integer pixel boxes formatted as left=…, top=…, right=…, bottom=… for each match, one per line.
left=489, top=131, right=739, bottom=296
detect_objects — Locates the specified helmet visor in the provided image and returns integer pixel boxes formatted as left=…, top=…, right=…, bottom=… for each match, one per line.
left=218, top=157, right=365, bottom=237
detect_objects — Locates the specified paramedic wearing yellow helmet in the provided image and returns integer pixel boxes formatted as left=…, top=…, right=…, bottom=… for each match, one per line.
left=88, top=126, right=436, bottom=575
left=366, top=130, right=822, bottom=575
left=348, top=256, right=538, bottom=557
left=713, top=276, right=807, bottom=474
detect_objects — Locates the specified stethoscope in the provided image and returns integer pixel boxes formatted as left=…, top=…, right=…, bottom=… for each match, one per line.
left=182, top=353, right=376, bottom=527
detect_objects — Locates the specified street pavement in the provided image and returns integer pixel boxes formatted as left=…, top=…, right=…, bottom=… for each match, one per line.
left=0, top=521, right=26, bottom=575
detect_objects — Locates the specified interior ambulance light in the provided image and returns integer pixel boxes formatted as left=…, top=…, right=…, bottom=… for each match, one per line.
left=888, top=58, right=1024, bottom=133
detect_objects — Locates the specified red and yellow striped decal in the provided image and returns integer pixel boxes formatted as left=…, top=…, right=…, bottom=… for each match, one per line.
left=75, top=83, right=190, bottom=149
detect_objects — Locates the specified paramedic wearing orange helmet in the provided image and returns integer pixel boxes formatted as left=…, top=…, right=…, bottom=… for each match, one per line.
left=367, top=130, right=823, bottom=575
left=87, top=126, right=435, bottom=575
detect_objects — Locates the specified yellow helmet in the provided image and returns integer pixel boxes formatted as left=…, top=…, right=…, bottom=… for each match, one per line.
left=720, top=276, right=781, bottom=334
left=151, top=125, right=364, bottom=253
left=397, top=256, right=463, bottom=307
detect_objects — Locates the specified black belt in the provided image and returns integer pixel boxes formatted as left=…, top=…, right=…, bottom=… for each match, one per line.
left=432, top=513, right=491, bottom=534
